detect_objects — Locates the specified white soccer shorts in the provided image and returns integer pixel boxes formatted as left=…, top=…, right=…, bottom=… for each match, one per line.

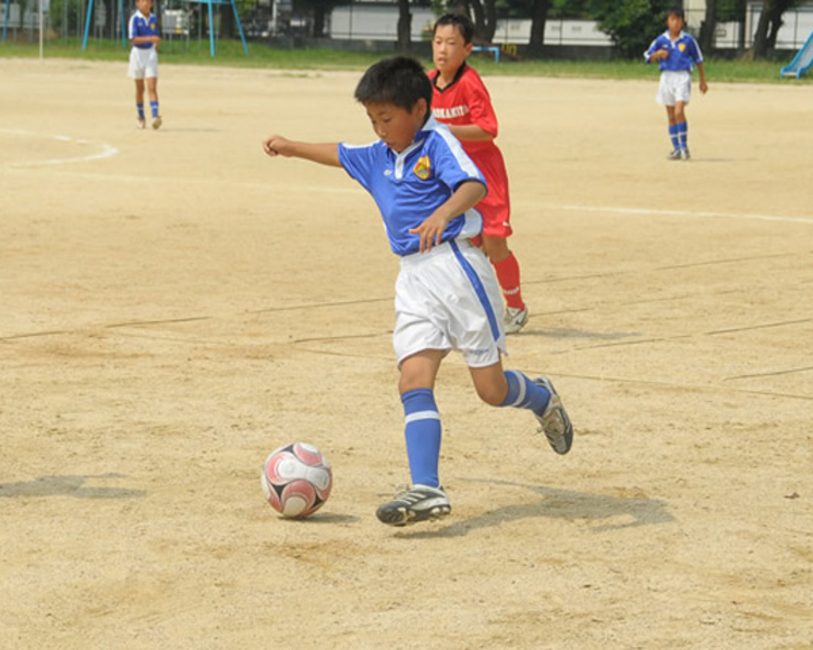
left=656, top=70, right=692, bottom=106
left=393, top=238, right=507, bottom=369
left=128, top=47, right=159, bottom=79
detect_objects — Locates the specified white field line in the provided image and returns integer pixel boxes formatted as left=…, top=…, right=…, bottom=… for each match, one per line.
left=559, top=204, right=813, bottom=225
left=1, top=128, right=119, bottom=167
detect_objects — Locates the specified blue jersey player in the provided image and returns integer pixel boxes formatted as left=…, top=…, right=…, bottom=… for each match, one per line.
left=128, top=0, right=162, bottom=130
left=644, top=8, right=708, bottom=160
left=262, top=56, right=573, bottom=527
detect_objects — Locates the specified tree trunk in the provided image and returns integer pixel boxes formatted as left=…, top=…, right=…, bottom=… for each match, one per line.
left=751, top=0, right=793, bottom=59
left=483, top=0, right=496, bottom=42
left=469, top=0, right=486, bottom=41
left=528, top=0, right=549, bottom=58
left=397, top=0, right=411, bottom=52
left=466, top=0, right=497, bottom=42
left=311, top=5, right=325, bottom=37
left=698, top=0, right=717, bottom=53
left=765, top=3, right=787, bottom=49
left=221, top=0, right=235, bottom=38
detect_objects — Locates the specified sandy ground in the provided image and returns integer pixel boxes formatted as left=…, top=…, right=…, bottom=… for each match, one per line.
left=1, top=57, right=811, bottom=650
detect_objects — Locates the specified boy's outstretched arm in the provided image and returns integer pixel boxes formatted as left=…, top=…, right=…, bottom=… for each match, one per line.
left=409, top=180, right=486, bottom=253
left=262, top=136, right=342, bottom=167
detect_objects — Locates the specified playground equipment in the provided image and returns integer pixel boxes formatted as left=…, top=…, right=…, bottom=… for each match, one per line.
left=81, top=0, right=248, bottom=56
left=780, top=30, right=813, bottom=78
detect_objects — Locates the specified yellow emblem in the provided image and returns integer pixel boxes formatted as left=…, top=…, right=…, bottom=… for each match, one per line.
left=413, top=155, right=431, bottom=180
left=679, top=43, right=686, bottom=52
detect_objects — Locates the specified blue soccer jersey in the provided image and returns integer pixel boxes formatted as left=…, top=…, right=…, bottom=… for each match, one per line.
left=644, top=30, right=703, bottom=71
left=129, top=10, right=159, bottom=50
left=338, top=116, right=486, bottom=257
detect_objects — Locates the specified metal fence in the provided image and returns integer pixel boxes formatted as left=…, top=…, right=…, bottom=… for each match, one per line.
left=2, top=0, right=227, bottom=46
left=4, top=1, right=813, bottom=52
left=682, top=5, right=813, bottom=50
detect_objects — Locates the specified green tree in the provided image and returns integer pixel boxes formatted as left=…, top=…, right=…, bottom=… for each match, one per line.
left=434, top=0, right=498, bottom=42
left=293, top=0, right=350, bottom=37
left=589, top=0, right=672, bottom=59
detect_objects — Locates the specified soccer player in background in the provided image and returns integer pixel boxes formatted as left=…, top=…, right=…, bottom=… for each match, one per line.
left=429, top=13, right=529, bottom=334
left=128, top=0, right=162, bottom=130
left=644, top=7, right=708, bottom=160
left=262, top=56, right=573, bottom=527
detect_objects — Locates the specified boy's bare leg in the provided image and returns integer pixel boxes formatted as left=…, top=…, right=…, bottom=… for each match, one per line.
left=673, top=101, right=689, bottom=158
left=398, top=349, right=443, bottom=395
left=471, top=361, right=574, bottom=455
left=481, top=234, right=509, bottom=263
left=134, top=79, right=146, bottom=128
left=674, top=101, right=686, bottom=123
left=146, top=77, right=161, bottom=129
left=665, top=105, right=683, bottom=158
left=146, top=77, right=158, bottom=104
left=468, top=361, right=509, bottom=406
left=377, top=349, right=449, bottom=526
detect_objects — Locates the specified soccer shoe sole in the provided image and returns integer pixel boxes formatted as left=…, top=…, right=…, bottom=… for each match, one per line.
left=534, top=377, right=574, bottom=455
left=376, top=496, right=451, bottom=527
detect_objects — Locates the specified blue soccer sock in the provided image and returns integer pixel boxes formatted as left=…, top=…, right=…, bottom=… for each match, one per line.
left=677, top=121, right=688, bottom=150
left=136, top=102, right=145, bottom=120
left=500, top=370, right=551, bottom=416
left=668, top=123, right=679, bottom=151
left=150, top=100, right=159, bottom=118
left=402, top=388, right=442, bottom=488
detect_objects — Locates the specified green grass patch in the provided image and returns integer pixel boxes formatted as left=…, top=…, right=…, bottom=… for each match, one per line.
left=1, top=36, right=807, bottom=84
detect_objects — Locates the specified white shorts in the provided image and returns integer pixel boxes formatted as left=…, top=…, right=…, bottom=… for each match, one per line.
left=128, top=47, right=158, bottom=79
left=393, top=238, right=507, bottom=368
left=656, top=70, right=692, bottom=106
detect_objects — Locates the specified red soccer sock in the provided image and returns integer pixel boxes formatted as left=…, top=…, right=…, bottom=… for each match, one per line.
left=493, top=252, right=525, bottom=310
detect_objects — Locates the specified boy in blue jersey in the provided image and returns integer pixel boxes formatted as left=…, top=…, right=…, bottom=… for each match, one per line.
left=128, top=0, right=162, bottom=130
left=644, top=8, right=708, bottom=160
left=262, top=56, right=573, bottom=527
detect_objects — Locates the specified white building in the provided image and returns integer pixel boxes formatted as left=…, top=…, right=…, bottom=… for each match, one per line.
left=327, top=0, right=812, bottom=50
left=684, top=0, right=813, bottom=49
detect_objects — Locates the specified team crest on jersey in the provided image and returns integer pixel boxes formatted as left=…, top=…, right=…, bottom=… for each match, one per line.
left=678, top=43, right=686, bottom=52
left=413, top=155, right=431, bottom=180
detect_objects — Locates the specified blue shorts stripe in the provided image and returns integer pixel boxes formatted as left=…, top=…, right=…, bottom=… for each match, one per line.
left=449, top=240, right=501, bottom=342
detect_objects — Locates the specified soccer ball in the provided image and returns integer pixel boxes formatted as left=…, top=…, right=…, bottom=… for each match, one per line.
left=261, top=442, right=332, bottom=518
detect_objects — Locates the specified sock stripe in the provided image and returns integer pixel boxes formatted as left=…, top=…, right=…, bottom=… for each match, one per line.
left=504, top=370, right=527, bottom=407
left=405, top=410, right=441, bottom=424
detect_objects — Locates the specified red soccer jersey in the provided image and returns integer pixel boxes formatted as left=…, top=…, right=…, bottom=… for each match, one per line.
left=429, top=64, right=511, bottom=237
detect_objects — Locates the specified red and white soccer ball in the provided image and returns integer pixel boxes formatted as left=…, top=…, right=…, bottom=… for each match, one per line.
left=261, top=442, right=333, bottom=518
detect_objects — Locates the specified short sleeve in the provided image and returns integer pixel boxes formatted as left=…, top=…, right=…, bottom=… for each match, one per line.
left=644, top=36, right=661, bottom=61
left=463, top=74, right=498, bottom=137
left=430, top=130, right=486, bottom=194
left=337, top=142, right=377, bottom=193
left=689, top=36, right=704, bottom=63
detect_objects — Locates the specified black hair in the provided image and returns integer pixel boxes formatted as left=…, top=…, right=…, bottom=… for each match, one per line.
left=433, top=12, right=475, bottom=44
left=354, top=56, right=432, bottom=120
left=666, top=7, right=685, bottom=20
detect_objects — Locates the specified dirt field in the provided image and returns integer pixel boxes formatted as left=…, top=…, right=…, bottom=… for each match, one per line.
left=1, top=57, right=811, bottom=650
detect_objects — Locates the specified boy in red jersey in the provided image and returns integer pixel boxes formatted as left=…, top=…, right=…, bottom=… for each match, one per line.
left=429, top=13, right=528, bottom=334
